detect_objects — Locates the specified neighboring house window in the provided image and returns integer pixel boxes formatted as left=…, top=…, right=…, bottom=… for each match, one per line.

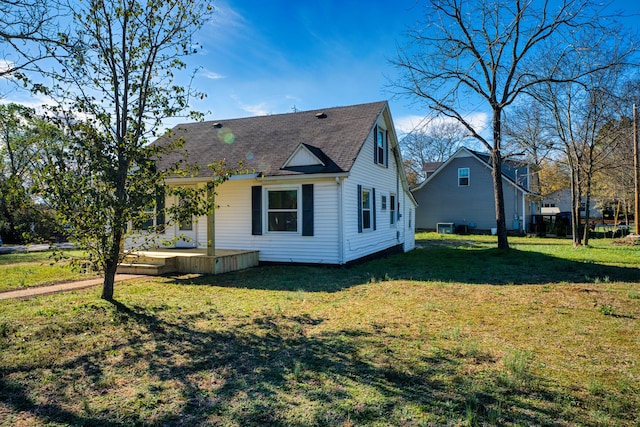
left=268, top=188, right=298, bottom=232
left=458, top=168, right=470, bottom=186
left=390, top=194, right=396, bottom=225
left=374, top=126, right=388, bottom=167
left=381, top=195, right=387, bottom=210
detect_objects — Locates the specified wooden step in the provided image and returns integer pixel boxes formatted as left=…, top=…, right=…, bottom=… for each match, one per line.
left=117, top=255, right=177, bottom=275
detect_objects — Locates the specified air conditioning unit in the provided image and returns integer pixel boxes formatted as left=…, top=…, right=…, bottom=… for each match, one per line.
left=436, top=222, right=454, bottom=234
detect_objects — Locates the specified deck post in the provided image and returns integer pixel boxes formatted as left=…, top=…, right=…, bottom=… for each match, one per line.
left=207, top=185, right=215, bottom=257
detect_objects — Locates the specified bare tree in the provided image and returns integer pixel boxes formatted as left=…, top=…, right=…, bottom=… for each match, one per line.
left=391, top=0, right=630, bottom=249
left=504, top=103, right=557, bottom=195
left=598, top=80, right=640, bottom=228
left=401, top=118, right=467, bottom=182
left=594, top=117, right=635, bottom=226
left=530, top=23, right=635, bottom=246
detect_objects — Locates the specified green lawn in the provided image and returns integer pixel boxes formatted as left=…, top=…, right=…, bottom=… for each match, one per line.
left=0, top=250, right=96, bottom=292
left=0, top=233, right=639, bottom=426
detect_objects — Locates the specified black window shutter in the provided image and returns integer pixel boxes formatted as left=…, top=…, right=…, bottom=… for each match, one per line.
left=372, top=188, right=376, bottom=230
left=373, top=125, right=378, bottom=164
left=156, top=186, right=165, bottom=233
left=251, top=186, right=262, bottom=235
left=357, top=184, right=362, bottom=233
left=302, top=184, right=314, bottom=236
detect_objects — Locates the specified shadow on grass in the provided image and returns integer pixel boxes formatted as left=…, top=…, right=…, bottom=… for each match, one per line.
left=167, top=244, right=640, bottom=292
left=0, top=301, right=587, bottom=426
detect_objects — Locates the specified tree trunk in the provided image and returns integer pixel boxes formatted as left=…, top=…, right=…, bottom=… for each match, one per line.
left=582, top=192, right=591, bottom=246
left=582, top=172, right=593, bottom=246
left=491, top=111, right=509, bottom=250
left=101, top=229, right=123, bottom=301
left=492, top=150, right=509, bottom=249
left=101, top=261, right=117, bottom=300
left=570, top=168, right=582, bottom=247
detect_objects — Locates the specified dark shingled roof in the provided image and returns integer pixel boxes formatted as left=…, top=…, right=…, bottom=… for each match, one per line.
left=154, top=101, right=388, bottom=178
left=470, top=150, right=529, bottom=188
left=422, top=161, right=443, bottom=172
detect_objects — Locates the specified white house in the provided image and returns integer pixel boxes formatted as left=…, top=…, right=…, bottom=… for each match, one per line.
left=541, top=188, right=602, bottom=219
left=134, top=101, right=417, bottom=265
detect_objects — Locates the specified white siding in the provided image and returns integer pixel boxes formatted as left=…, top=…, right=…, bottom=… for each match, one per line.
left=125, top=183, right=207, bottom=250
left=126, top=108, right=417, bottom=262
left=403, top=198, right=416, bottom=252
left=286, top=145, right=323, bottom=167
left=214, top=178, right=341, bottom=263
left=342, top=113, right=416, bottom=263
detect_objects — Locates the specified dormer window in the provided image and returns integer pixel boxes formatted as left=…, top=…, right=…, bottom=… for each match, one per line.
left=374, top=126, right=388, bottom=167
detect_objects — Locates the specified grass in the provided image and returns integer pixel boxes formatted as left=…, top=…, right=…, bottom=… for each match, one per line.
left=0, top=233, right=639, bottom=426
left=0, top=250, right=96, bottom=292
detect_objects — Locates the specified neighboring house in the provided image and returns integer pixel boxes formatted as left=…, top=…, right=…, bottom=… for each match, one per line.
left=130, top=101, right=417, bottom=264
left=411, top=147, right=539, bottom=233
left=422, top=161, right=443, bottom=179
left=541, top=188, right=602, bottom=219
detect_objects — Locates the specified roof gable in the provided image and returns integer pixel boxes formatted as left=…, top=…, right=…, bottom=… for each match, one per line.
left=283, top=143, right=325, bottom=168
left=411, top=147, right=530, bottom=193
left=154, top=101, right=388, bottom=178
left=469, top=149, right=529, bottom=187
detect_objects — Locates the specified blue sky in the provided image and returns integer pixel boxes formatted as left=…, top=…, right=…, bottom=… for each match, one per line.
left=183, top=0, right=640, bottom=136
left=186, top=0, right=427, bottom=134
left=3, top=0, right=639, bottom=137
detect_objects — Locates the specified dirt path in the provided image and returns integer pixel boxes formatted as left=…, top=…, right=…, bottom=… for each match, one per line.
left=0, top=274, right=148, bottom=300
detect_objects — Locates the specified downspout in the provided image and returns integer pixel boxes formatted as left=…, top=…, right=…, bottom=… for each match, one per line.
left=396, top=148, right=401, bottom=243
left=521, top=189, right=526, bottom=233
left=207, top=184, right=215, bottom=256
left=514, top=170, right=518, bottom=231
left=337, top=176, right=344, bottom=264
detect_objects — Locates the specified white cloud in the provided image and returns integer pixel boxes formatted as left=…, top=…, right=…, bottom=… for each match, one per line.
left=394, top=112, right=489, bottom=137
left=242, top=102, right=269, bottom=116
left=207, top=1, right=247, bottom=33
left=0, top=93, right=55, bottom=111
left=226, top=92, right=280, bottom=117
left=0, top=59, right=16, bottom=78
left=201, top=69, right=225, bottom=80
left=394, top=114, right=430, bottom=135
left=461, top=112, right=489, bottom=134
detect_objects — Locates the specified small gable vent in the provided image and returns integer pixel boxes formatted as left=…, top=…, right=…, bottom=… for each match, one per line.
left=315, top=112, right=327, bottom=119
left=283, top=143, right=325, bottom=168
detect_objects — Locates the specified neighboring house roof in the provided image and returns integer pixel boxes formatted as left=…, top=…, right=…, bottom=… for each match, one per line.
left=469, top=150, right=530, bottom=188
left=412, top=147, right=531, bottom=193
left=422, top=161, right=443, bottom=172
left=154, top=101, right=388, bottom=178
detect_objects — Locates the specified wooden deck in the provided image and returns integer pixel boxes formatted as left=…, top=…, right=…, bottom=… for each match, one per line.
left=117, top=248, right=259, bottom=276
